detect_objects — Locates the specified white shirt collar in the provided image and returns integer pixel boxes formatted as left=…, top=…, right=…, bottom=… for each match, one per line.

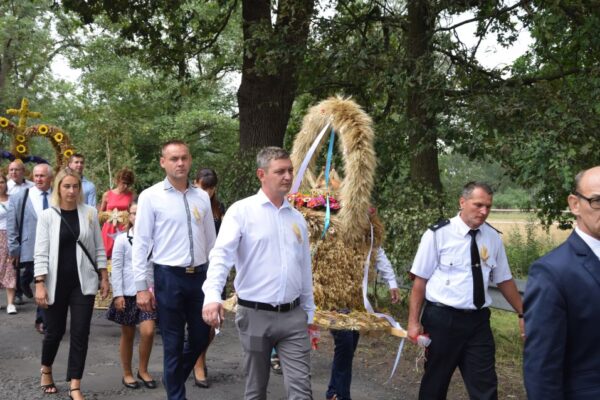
left=575, top=227, right=600, bottom=261
left=454, top=213, right=477, bottom=237
left=256, top=189, right=291, bottom=210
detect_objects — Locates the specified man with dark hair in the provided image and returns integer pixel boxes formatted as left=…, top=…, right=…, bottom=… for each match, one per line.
left=68, top=154, right=96, bottom=206
left=407, top=181, right=524, bottom=400
left=203, top=146, right=315, bottom=400
left=133, top=140, right=216, bottom=400
left=524, top=166, right=600, bottom=399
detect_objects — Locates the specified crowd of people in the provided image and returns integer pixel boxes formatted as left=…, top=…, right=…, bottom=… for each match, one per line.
left=1, top=142, right=599, bottom=400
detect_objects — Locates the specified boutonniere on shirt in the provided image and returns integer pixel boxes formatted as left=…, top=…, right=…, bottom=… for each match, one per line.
left=87, top=210, right=94, bottom=226
left=292, top=223, right=303, bottom=244
left=192, top=206, right=202, bottom=222
left=480, top=245, right=489, bottom=262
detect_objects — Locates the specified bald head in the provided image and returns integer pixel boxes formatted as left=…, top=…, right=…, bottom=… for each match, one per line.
left=8, top=160, right=25, bottom=183
left=569, top=166, right=600, bottom=240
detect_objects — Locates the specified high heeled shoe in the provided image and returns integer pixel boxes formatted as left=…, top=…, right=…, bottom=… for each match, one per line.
left=68, top=387, right=80, bottom=399
left=136, top=371, right=157, bottom=389
left=40, top=368, right=57, bottom=394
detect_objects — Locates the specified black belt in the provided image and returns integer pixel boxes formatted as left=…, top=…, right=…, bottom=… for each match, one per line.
left=426, top=300, right=482, bottom=313
left=154, top=262, right=208, bottom=274
left=238, top=297, right=300, bottom=312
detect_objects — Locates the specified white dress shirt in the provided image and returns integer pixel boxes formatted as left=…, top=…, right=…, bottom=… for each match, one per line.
left=7, top=179, right=33, bottom=195
left=28, top=187, right=51, bottom=216
left=376, top=248, right=398, bottom=289
left=202, top=189, right=316, bottom=323
left=132, top=178, right=216, bottom=291
left=410, top=214, right=512, bottom=310
left=575, top=227, right=600, bottom=261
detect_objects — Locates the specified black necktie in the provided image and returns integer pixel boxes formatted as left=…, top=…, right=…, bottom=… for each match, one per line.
left=468, top=229, right=485, bottom=309
left=42, top=192, right=49, bottom=210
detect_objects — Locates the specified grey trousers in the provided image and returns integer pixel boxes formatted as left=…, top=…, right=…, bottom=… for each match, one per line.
left=235, top=305, right=313, bottom=400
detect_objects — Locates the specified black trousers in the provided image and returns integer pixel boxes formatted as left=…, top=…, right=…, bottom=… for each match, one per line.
left=419, top=303, right=497, bottom=400
left=41, top=281, right=95, bottom=381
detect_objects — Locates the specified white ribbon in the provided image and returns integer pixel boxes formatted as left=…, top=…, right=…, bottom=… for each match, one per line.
left=362, top=222, right=406, bottom=383
left=291, top=121, right=332, bottom=194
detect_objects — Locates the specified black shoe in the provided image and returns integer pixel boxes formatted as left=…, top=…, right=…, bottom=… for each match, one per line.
left=122, top=377, right=140, bottom=389
left=14, top=296, right=24, bottom=305
left=137, top=372, right=157, bottom=389
left=193, top=367, right=209, bottom=388
left=22, top=284, right=34, bottom=299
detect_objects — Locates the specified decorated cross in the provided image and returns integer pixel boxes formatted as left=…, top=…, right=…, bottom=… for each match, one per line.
left=7, top=98, right=42, bottom=132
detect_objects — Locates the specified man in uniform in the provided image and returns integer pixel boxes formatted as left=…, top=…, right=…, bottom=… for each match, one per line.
left=524, top=166, right=600, bottom=399
left=133, top=140, right=216, bottom=400
left=407, top=181, right=524, bottom=400
left=202, top=146, right=315, bottom=400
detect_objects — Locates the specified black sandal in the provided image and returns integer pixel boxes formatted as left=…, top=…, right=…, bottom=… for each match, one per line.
left=40, top=368, right=57, bottom=394
left=68, top=387, right=80, bottom=400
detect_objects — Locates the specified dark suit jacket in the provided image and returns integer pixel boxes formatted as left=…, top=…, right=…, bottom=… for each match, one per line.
left=524, top=231, right=600, bottom=400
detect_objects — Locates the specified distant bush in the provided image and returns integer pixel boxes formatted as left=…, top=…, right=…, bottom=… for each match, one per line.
left=505, top=220, right=557, bottom=277
left=493, top=187, right=532, bottom=209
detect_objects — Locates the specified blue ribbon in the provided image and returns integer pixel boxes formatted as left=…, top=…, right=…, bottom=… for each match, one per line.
left=321, top=128, right=335, bottom=239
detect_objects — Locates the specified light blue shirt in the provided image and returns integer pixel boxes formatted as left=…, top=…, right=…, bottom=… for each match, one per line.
left=81, top=176, right=97, bottom=206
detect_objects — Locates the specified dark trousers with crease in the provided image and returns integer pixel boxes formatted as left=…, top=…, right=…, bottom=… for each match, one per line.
left=41, top=281, right=95, bottom=380
left=419, top=303, right=497, bottom=400
left=154, top=264, right=211, bottom=400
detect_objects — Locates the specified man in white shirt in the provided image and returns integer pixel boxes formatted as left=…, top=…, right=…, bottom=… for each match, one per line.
left=68, top=154, right=96, bottom=206
left=407, top=181, right=524, bottom=400
left=133, top=140, right=216, bottom=400
left=524, top=166, right=600, bottom=399
left=203, top=146, right=315, bottom=400
left=7, top=159, right=33, bottom=195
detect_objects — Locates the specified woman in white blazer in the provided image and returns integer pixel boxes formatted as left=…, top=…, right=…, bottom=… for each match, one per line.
left=34, top=167, right=108, bottom=400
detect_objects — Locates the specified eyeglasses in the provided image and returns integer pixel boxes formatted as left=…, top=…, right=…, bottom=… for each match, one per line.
left=574, top=191, right=600, bottom=210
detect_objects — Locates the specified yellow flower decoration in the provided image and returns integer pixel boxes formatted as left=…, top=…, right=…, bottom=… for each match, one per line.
left=16, top=134, right=26, bottom=143
left=38, top=124, right=49, bottom=134
left=16, top=144, right=27, bottom=154
left=0, top=117, right=9, bottom=128
left=53, top=132, right=64, bottom=143
left=64, top=149, right=74, bottom=158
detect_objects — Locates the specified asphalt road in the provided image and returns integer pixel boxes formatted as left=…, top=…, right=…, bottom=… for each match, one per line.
left=0, top=298, right=411, bottom=400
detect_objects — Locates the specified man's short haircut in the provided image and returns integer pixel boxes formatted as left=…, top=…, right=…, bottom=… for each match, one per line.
left=256, top=146, right=290, bottom=170
left=161, top=139, right=188, bottom=156
left=68, top=153, right=85, bottom=163
left=9, top=159, right=24, bottom=170
left=462, top=181, right=494, bottom=199
left=34, top=162, right=53, bottom=178
left=573, top=169, right=586, bottom=193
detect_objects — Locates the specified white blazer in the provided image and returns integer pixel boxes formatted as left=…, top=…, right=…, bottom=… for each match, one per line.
left=34, top=204, right=107, bottom=305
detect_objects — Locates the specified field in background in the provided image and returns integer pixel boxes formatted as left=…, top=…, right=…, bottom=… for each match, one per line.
left=488, top=210, right=571, bottom=243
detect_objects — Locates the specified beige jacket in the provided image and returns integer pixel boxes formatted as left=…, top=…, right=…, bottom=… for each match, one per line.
left=34, top=204, right=107, bottom=305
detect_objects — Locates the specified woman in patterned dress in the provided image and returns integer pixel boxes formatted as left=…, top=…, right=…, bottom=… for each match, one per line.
left=99, top=168, right=135, bottom=259
left=0, top=174, right=17, bottom=314
left=106, top=201, right=157, bottom=389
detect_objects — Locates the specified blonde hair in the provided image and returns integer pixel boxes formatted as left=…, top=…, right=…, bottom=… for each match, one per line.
left=51, top=167, right=84, bottom=206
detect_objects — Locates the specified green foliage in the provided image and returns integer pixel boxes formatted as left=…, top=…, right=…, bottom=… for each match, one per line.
left=503, top=220, right=558, bottom=278
left=493, top=187, right=532, bottom=210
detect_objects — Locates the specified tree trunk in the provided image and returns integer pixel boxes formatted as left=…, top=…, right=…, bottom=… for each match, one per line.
left=237, top=0, right=314, bottom=150
left=405, top=0, right=442, bottom=193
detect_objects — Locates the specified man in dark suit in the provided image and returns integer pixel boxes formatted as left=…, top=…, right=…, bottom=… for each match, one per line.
left=524, top=165, right=600, bottom=400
